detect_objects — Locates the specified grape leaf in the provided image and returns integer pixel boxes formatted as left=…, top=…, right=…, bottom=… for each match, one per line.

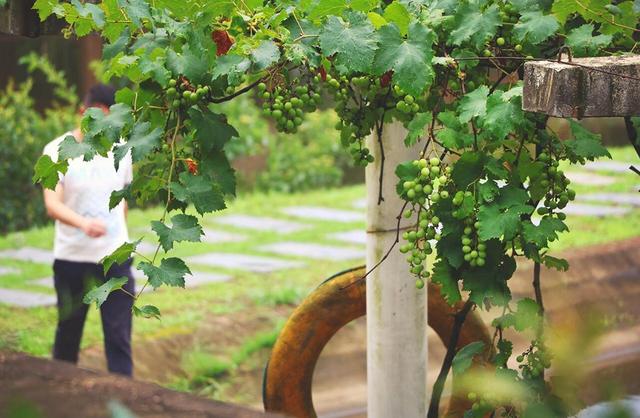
left=33, top=155, right=68, bottom=190
left=452, top=341, right=485, bottom=376
left=521, top=217, right=568, bottom=247
left=138, top=257, right=191, bottom=289
left=166, top=45, right=210, bottom=84
left=478, top=185, right=534, bottom=240
left=83, top=103, right=133, bottom=144
left=481, top=90, right=525, bottom=141
left=373, top=22, right=435, bottom=96
left=188, top=107, right=239, bottom=153
left=117, top=0, right=151, bottom=28
left=57, top=134, right=103, bottom=161
left=171, top=172, right=226, bottom=215
left=319, top=13, right=379, bottom=74
left=133, top=304, right=161, bottom=319
left=383, top=1, right=410, bottom=36
left=109, top=185, right=131, bottom=210
left=404, top=112, right=432, bottom=146
left=451, top=152, right=485, bottom=189
left=565, top=120, right=611, bottom=162
left=211, top=54, right=251, bottom=85
left=449, top=1, right=500, bottom=49
left=251, top=40, right=281, bottom=70
left=101, top=240, right=140, bottom=274
left=113, top=121, right=162, bottom=169
left=495, top=339, right=513, bottom=366
left=83, top=277, right=129, bottom=308
left=151, top=214, right=203, bottom=252
left=33, top=0, right=58, bottom=20
left=565, top=24, right=613, bottom=56
left=352, top=0, right=378, bottom=12
left=458, top=85, right=489, bottom=123
left=431, top=259, right=462, bottom=305
left=513, top=11, right=559, bottom=44
left=495, top=298, right=541, bottom=332
left=542, top=255, right=569, bottom=271
left=305, top=0, right=347, bottom=19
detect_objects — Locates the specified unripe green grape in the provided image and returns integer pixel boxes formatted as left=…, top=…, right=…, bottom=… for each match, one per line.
left=183, top=90, right=191, bottom=99
left=169, top=79, right=177, bottom=87
left=440, top=191, right=449, bottom=199
left=415, top=278, right=425, bottom=289
left=476, top=257, right=485, bottom=266
left=407, top=189, right=416, bottom=199
left=462, top=237, right=471, bottom=246
left=464, top=226, right=472, bottom=235
left=483, top=49, right=492, bottom=57
left=514, top=44, right=523, bottom=52
left=474, top=221, right=480, bottom=229
left=430, top=157, right=440, bottom=166
left=171, top=99, right=181, bottom=109
left=496, top=37, right=505, bottom=46
left=438, top=175, right=447, bottom=184
left=462, top=245, right=471, bottom=253
left=167, top=87, right=177, bottom=97
left=430, top=166, right=440, bottom=175
left=272, top=109, right=283, bottom=118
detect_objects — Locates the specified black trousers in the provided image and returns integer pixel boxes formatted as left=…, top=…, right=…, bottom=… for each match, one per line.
left=52, top=258, right=135, bottom=376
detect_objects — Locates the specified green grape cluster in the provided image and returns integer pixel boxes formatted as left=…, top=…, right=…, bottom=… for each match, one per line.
left=536, top=152, right=576, bottom=221
left=398, top=157, right=452, bottom=288
left=516, top=341, right=551, bottom=379
left=260, top=79, right=321, bottom=134
left=327, top=73, right=375, bottom=165
left=457, top=213, right=486, bottom=268
left=166, top=78, right=209, bottom=110
left=391, top=84, right=423, bottom=120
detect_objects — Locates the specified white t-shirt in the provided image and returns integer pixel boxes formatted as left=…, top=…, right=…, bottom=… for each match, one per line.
left=43, top=132, right=133, bottom=263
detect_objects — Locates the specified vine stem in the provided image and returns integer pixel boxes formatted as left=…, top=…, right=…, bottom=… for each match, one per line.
left=375, top=119, right=386, bottom=204
left=135, top=114, right=181, bottom=300
left=427, top=299, right=475, bottom=418
left=341, top=200, right=410, bottom=289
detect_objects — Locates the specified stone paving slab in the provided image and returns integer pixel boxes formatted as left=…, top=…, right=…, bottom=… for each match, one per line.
left=352, top=198, right=367, bottom=209
left=584, top=161, right=633, bottom=173
left=213, top=215, right=306, bottom=233
left=201, top=229, right=246, bottom=244
left=0, top=267, right=19, bottom=276
left=187, top=252, right=305, bottom=273
left=0, top=247, right=53, bottom=264
left=564, top=203, right=632, bottom=217
left=281, top=206, right=363, bottom=223
left=565, top=171, right=617, bottom=186
left=259, top=242, right=364, bottom=261
left=136, top=241, right=158, bottom=254
left=0, top=288, right=56, bottom=307
left=578, top=193, right=640, bottom=207
left=327, top=230, right=367, bottom=245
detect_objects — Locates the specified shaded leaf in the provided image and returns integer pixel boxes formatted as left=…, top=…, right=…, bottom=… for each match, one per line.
left=151, top=214, right=203, bottom=252
left=83, top=277, right=129, bottom=308
left=138, top=257, right=191, bottom=289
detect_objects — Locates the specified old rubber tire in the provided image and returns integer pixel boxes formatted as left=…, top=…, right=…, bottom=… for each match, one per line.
left=263, top=266, right=491, bottom=418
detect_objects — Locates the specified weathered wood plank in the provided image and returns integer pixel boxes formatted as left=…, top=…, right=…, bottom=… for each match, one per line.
left=523, top=55, right=640, bottom=118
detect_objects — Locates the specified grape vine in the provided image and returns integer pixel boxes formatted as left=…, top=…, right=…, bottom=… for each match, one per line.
left=30, top=0, right=636, bottom=416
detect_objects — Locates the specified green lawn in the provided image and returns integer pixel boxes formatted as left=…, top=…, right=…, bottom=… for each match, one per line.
left=0, top=146, right=638, bottom=403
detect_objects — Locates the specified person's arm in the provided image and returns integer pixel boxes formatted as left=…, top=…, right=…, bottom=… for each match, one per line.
left=43, top=184, right=107, bottom=238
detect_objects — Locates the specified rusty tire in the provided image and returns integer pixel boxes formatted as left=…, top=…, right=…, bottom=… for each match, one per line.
left=263, top=266, right=492, bottom=418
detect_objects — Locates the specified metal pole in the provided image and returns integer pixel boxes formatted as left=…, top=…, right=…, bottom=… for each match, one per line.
left=366, top=122, right=427, bottom=418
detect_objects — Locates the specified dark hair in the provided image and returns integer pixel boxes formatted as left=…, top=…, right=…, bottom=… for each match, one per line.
left=83, top=84, right=116, bottom=108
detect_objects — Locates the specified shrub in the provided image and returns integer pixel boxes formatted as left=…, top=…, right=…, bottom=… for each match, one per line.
left=0, top=54, right=77, bottom=234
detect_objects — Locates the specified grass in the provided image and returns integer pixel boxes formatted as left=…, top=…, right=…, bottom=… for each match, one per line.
left=0, top=145, right=638, bottom=405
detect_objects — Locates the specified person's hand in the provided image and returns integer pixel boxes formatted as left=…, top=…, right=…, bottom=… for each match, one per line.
left=80, top=218, right=107, bottom=238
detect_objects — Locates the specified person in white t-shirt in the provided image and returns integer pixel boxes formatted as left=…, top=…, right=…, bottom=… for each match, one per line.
left=43, top=84, right=134, bottom=376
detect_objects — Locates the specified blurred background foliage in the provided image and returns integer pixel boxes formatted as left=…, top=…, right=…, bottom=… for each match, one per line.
left=1, top=54, right=357, bottom=234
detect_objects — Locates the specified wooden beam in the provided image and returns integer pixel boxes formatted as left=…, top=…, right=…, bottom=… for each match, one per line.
left=523, top=55, right=640, bottom=118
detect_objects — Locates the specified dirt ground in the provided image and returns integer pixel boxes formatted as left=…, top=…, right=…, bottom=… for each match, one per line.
left=11, top=237, right=640, bottom=418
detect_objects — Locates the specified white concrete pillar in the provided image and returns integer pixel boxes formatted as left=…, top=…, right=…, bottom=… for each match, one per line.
left=366, top=122, right=427, bottom=418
